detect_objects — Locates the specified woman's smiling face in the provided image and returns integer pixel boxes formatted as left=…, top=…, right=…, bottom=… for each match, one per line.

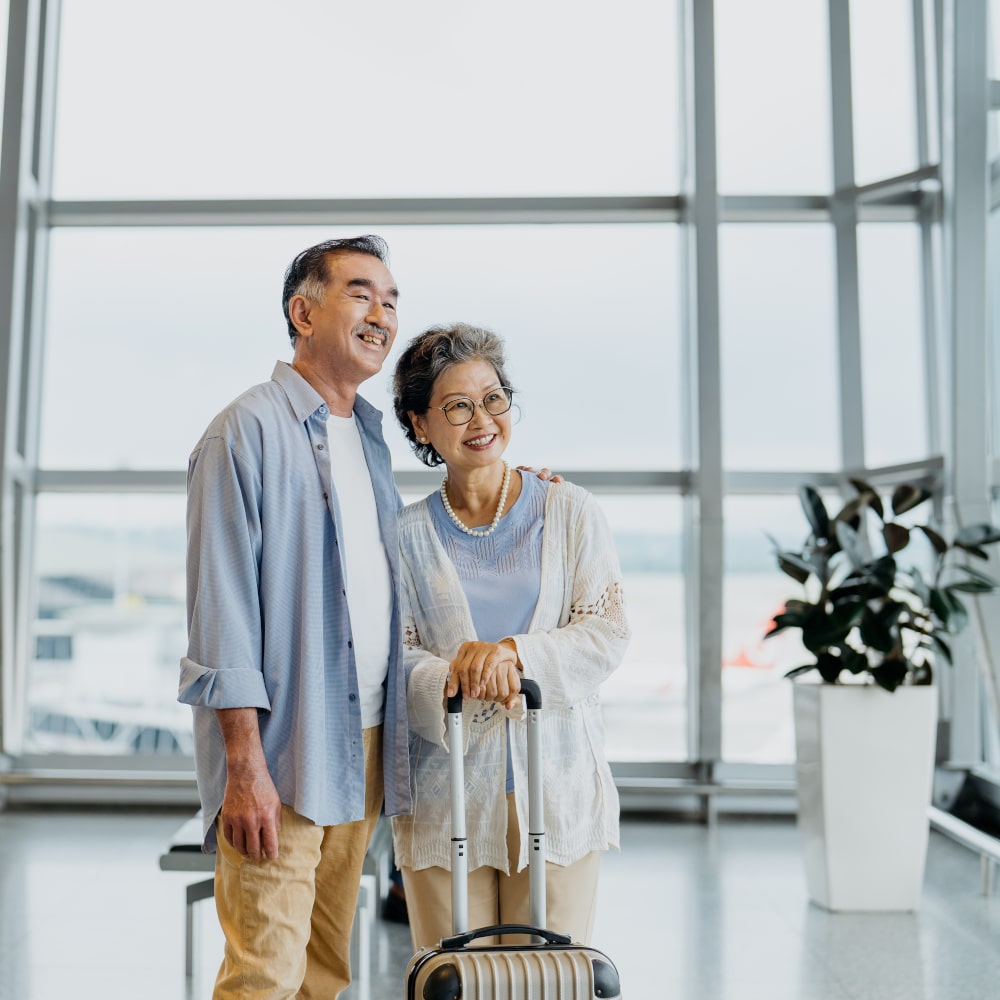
left=411, top=359, right=513, bottom=476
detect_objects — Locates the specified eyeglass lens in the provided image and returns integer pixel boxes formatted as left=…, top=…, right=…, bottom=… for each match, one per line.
left=442, top=388, right=512, bottom=425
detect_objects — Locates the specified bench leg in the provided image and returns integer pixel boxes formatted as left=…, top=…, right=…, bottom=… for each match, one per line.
left=350, top=875, right=376, bottom=984
left=185, top=877, right=216, bottom=978
left=982, top=856, right=996, bottom=896
left=180, top=872, right=375, bottom=981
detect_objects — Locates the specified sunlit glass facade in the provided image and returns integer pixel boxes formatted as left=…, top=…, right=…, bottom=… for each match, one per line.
left=0, top=0, right=999, bottom=813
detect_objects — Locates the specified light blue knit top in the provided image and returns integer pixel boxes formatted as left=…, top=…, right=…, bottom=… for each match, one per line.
left=427, top=469, right=548, bottom=791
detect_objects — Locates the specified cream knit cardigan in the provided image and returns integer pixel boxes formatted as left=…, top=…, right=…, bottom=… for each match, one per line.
left=391, top=481, right=631, bottom=874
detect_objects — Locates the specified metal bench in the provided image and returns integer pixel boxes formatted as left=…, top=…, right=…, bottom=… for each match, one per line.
left=928, top=805, right=1000, bottom=894
left=160, top=813, right=393, bottom=980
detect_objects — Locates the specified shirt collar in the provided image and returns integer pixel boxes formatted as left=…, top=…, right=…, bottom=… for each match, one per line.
left=270, top=360, right=383, bottom=429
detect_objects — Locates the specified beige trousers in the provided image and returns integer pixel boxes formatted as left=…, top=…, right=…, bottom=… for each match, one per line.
left=401, top=791, right=601, bottom=952
left=212, top=726, right=384, bottom=1000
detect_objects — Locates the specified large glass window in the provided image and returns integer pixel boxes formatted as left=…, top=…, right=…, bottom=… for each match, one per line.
left=3, top=0, right=965, bottom=789
left=991, top=211, right=1000, bottom=450
left=858, top=223, right=927, bottom=468
left=721, top=494, right=816, bottom=764
left=850, top=0, right=918, bottom=185
left=54, top=0, right=679, bottom=200
left=41, top=224, right=682, bottom=472
left=718, top=224, right=839, bottom=470
left=27, top=494, right=188, bottom=755
left=715, top=0, right=831, bottom=194
left=600, top=495, right=685, bottom=762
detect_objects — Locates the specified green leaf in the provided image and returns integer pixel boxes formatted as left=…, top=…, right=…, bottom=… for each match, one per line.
left=883, top=522, right=910, bottom=555
left=952, top=564, right=999, bottom=587
left=955, top=523, right=1000, bottom=548
left=948, top=579, right=996, bottom=594
left=859, top=554, right=897, bottom=595
left=892, top=483, right=931, bottom=516
left=816, top=651, right=844, bottom=683
left=908, top=566, right=930, bottom=604
left=859, top=600, right=906, bottom=654
left=917, top=524, right=948, bottom=555
left=784, top=663, right=819, bottom=680
left=841, top=647, right=871, bottom=675
left=848, top=477, right=884, bottom=520
left=777, top=553, right=812, bottom=586
left=930, top=632, right=953, bottom=665
left=798, top=485, right=830, bottom=540
left=933, top=588, right=969, bottom=633
left=957, top=545, right=991, bottom=561
left=801, top=601, right=866, bottom=653
left=834, top=496, right=864, bottom=531
left=871, top=658, right=909, bottom=692
left=835, top=519, right=868, bottom=569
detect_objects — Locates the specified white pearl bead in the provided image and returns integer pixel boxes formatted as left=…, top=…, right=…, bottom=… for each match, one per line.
left=440, top=462, right=510, bottom=538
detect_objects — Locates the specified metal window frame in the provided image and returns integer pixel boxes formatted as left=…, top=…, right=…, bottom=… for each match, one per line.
left=2, top=0, right=998, bottom=809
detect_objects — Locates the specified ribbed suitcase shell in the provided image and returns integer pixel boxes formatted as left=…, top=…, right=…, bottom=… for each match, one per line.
left=407, top=940, right=621, bottom=999
left=402, top=679, right=622, bottom=1000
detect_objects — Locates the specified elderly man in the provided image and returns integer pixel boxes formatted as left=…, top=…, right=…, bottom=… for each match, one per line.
left=179, top=234, right=410, bottom=998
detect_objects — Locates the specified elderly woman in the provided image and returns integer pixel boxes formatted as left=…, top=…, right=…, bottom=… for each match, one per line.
left=390, top=322, right=630, bottom=950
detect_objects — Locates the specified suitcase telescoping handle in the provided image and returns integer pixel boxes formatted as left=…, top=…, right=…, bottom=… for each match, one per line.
left=446, top=677, right=545, bottom=936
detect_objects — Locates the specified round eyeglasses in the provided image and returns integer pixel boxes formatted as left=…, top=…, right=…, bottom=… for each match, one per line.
left=435, top=387, right=514, bottom=426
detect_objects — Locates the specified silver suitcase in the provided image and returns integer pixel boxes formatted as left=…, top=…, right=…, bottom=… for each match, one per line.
left=404, top=678, right=622, bottom=999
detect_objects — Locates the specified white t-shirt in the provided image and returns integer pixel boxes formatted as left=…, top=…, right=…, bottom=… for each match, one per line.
left=326, top=413, right=392, bottom=727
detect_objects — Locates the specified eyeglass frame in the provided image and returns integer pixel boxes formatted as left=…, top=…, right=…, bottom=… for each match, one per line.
left=433, top=386, right=515, bottom=426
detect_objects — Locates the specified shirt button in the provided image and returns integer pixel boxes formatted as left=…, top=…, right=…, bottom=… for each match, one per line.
left=317, top=444, right=325, bottom=451
left=347, top=640, right=353, bottom=648
left=349, top=693, right=357, bottom=701
left=319, top=406, right=327, bottom=415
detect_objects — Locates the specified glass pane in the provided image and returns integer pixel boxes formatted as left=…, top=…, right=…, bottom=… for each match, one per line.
left=54, top=0, right=679, bottom=199
left=992, top=0, right=1000, bottom=75
left=599, top=495, right=686, bottom=762
left=721, top=494, right=828, bottom=764
left=716, top=0, right=832, bottom=194
left=850, top=0, right=918, bottom=184
left=719, top=224, right=839, bottom=469
left=27, top=494, right=189, bottom=756
left=41, top=225, right=681, bottom=472
left=992, top=1, right=1000, bottom=158
left=858, top=223, right=928, bottom=467
left=992, top=212, right=1000, bottom=451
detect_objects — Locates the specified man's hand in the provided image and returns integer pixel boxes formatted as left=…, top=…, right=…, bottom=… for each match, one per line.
left=216, top=707, right=283, bottom=861
left=446, top=639, right=522, bottom=710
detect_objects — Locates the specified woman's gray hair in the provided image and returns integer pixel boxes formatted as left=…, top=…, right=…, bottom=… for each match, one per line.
left=392, top=323, right=514, bottom=467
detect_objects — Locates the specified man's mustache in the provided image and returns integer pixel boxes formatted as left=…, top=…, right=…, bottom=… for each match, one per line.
left=354, top=322, right=390, bottom=340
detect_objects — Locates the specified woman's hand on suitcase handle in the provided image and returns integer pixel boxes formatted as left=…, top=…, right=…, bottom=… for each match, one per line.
left=446, top=639, right=522, bottom=710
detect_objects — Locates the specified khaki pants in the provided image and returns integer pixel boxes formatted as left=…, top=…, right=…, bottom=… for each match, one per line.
left=401, top=791, right=601, bottom=952
left=212, top=726, right=384, bottom=1000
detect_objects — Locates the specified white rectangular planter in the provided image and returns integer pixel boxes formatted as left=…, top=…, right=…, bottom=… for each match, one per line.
left=793, top=682, right=938, bottom=912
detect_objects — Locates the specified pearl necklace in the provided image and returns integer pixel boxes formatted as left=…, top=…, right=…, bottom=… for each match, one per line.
left=440, top=462, right=511, bottom=538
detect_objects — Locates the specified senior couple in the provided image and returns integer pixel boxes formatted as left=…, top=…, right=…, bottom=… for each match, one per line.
left=179, top=234, right=630, bottom=998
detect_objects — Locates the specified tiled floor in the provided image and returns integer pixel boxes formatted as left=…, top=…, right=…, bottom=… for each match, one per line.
left=0, top=805, right=998, bottom=999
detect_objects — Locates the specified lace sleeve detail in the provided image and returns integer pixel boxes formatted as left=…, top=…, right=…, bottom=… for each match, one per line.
left=404, top=621, right=422, bottom=649
left=570, top=580, right=629, bottom=639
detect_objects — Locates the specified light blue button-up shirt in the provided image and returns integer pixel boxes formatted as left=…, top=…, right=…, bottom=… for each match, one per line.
left=179, top=361, right=411, bottom=849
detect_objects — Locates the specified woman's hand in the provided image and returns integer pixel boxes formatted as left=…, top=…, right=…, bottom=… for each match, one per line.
left=517, top=465, right=565, bottom=483
left=446, top=639, right=522, bottom=710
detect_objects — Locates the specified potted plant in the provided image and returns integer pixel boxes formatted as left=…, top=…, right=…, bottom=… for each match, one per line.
left=765, top=477, right=1000, bottom=911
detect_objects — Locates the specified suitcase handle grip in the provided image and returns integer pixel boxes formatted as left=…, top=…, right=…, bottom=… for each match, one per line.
left=446, top=677, right=542, bottom=715
left=440, top=923, right=571, bottom=948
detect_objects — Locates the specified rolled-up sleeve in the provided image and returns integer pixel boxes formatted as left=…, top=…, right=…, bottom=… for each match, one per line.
left=179, top=434, right=271, bottom=711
